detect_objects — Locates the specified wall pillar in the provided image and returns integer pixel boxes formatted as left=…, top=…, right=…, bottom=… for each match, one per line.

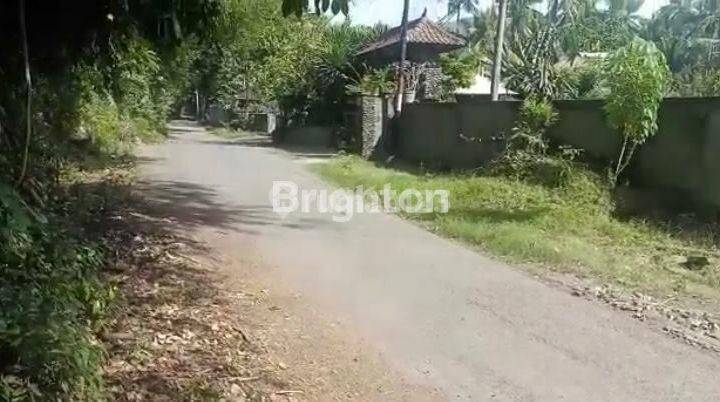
left=360, top=96, right=384, bottom=159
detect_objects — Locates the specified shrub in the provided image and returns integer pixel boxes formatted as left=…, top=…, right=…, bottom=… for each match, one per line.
left=489, top=97, right=575, bottom=187
left=0, top=184, right=113, bottom=401
left=158, top=39, right=202, bottom=117
left=78, top=93, right=124, bottom=153
left=438, top=49, right=482, bottom=96
left=346, top=67, right=396, bottom=96
left=111, top=35, right=170, bottom=133
left=602, top=38, right=669, bottom=184
left=556, top=61, right=606, bottom=99
left=509, top=95, right=558, bottom=155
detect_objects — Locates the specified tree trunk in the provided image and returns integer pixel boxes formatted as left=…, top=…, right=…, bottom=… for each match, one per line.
left=394, top=0, right=411, bottom=114
left=491, top=0, right=508, bottom=101
left=17, top=0, right=32, bottom=187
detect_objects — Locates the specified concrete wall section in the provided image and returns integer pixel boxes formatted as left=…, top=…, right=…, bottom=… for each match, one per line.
left=633, top=98, right=720, bottom=210
left=398, top=103, right=456, bottom=166
left=397, top=97, right=720, bottom=212
left=549, top=100, right=620, bottom=159
left=397, top=102, right=513, bottom=169
left=281, top=126, right=334, bottom=147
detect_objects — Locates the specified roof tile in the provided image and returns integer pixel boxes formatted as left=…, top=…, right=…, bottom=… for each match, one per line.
left=357, top=16, right=466, bottom=56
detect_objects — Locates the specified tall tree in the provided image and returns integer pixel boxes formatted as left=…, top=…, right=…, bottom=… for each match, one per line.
left=492, top=0, right=509, bottom=100
left=548, top=0, right=600, bottom=24
left=16, top=0, right=31, bottom=186
left=395, top=0, right=411, bottom=113
left=449, top=0, right=480, bottom=24
left=646, top=0, right=720, bottom=71
left=606, top=0, right=645, bottom=16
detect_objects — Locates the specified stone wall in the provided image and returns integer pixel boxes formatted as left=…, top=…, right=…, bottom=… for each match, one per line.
left=360, top=96, right=384, bottom=158
left=418, top=66, right=444, bottom=101
left=358, top=96, right=396, bottom=159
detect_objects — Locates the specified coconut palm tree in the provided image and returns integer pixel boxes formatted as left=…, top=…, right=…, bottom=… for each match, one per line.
left=606, top=0, right=645, bottom=16
left=449, top=0, right=481, bottom=24
left=646, top=0, right=720, bottom=71
left=548, top=0, right=600, bottom=24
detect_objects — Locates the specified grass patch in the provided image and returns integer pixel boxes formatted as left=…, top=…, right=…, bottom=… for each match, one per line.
left=315, top=156, right=720, bottom=301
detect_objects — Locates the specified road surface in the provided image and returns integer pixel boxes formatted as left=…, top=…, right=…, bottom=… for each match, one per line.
left=137, top=121, right=720, bottom=401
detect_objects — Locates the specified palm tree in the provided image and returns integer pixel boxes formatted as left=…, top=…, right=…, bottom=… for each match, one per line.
left=469, top=8, right=497, bottom=49
left=606, top=0, right=645, bottom=16
left=600, top=0, right=645, bottom=32
left=548, top=0, right=600, bottom=24
left=693, top=0, right=720, bottom=38
left=509, top=0, right=545, bottom=29
left=646, top=0, right=720, bottom=71
left=449, top=0, right=481, bottom=25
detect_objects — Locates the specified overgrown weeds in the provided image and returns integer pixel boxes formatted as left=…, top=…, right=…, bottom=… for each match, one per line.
left=0, top=20, right=202, bottom=401
left=1, top=155, right=297, bottom=401
left=487, top=96, right=578, bottom=188
left=0, top=165, right=129, bottom=401
left=315, top=155, right=720, bottom=304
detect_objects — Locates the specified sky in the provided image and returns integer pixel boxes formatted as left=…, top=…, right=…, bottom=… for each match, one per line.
left=335, top=0, right=670, bottom=27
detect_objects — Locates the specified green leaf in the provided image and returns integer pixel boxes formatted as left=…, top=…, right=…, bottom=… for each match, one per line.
left=0, top=184, right=32, bottom=232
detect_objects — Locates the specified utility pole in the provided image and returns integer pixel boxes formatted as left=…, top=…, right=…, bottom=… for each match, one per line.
left=394, top=0, right=411, bottom=114
left=490, top=0, right=507, bottom=101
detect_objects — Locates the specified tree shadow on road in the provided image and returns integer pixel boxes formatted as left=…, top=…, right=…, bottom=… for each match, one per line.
left=134, top=179, right=277, bottom=235
left=68, top=165, right=296, bottom=400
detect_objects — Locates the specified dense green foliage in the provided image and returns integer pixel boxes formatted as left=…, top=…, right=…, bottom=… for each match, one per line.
left=557, top=61, right=606, bottom=99
left=0, top=2, right=375, bottom=396
left=509, top=96, right=558, bottom=155
left=195, top=0, right=376, bottom=127
left=0, top=1, right=218, bottom=399
left=472, top=0, right=720, bottom=98
left=346, top=67, right=396, bottom=96
left=492, top=96, right=579, bottom=188
left=438, top=50, right=483, bottom=95
left=0, top=0, right=718, bottom=397
left=670, top=68, right=720, bottom=96
left=603, top=38, right=669, bottom=182
left=0, top=186, right=114, bottom=400
left=281, top=0, right=349, bottom=17
left=503, top=24, right=571, bottom=99
left=559, top=15, right=635, bottom=55
left=211, top=1, right=327, bottom=107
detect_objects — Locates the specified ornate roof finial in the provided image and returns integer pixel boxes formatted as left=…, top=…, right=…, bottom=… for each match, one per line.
left=422, top=7, right=428, bottom=17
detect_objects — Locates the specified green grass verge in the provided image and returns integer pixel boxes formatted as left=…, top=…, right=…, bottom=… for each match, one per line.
left=314, top=156, right=720, bottom=301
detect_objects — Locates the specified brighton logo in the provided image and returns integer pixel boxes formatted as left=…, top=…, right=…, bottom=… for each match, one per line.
left=270, top=181, right=449, bottom=223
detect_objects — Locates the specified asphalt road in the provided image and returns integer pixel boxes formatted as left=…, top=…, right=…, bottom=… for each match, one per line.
left=137, top=121, right=720, bottom=401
